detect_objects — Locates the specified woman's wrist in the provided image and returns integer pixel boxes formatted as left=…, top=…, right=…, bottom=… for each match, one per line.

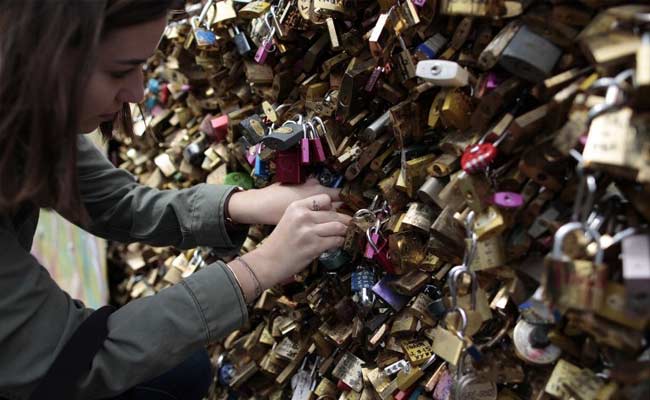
left=226, top=188, right=258, bottom=225
left=226, top=247, right=281, bottom=303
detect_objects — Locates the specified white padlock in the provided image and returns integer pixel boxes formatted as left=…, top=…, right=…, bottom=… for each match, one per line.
left=416, top=60, right=470, bottom=87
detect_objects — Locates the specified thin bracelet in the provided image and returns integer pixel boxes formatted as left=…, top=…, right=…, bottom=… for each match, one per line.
left=226, top=263, right=250, bottom=304
left=236, top=256, right=262, bottom=300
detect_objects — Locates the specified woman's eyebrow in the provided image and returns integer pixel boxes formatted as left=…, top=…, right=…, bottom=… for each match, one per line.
left=116, top=58, right=148, bottom=66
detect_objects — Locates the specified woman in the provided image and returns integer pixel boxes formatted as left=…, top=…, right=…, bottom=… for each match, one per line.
left=0, top=1, right=350, bottom=399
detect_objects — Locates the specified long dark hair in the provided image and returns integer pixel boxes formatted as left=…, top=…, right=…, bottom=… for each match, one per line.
left=0, top=0, right=179, bottom=221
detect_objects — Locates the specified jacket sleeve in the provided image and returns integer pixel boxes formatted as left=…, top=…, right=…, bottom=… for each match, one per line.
left=74, top=135, right=247, bottom=255
left=0, top=222, right=248, bottom=400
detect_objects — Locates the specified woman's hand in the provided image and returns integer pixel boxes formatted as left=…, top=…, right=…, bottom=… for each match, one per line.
left=228, top=194, right=351, bottom=296
left=226, top=177, right=342, bottom=225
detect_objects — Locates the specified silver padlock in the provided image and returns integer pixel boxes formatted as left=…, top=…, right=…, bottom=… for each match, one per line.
left=512, top=319, right=561, bottom=365
left=499, top=24, right=562, bottom=83
left=232, top=26, right=252, bottom=55
left=621, top=234, right=650, bottom=315
left=416, top=60, right=471, bottom=87
left=451, top=353, right=498, bottom=400
left=417, top=176, right=446, bottom=209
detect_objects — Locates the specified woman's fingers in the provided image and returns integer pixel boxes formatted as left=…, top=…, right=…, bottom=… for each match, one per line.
left=318, top=236, right=346, bottom=253
left=310, top=211, right=352, bottom=225
left=313, top=221, right=348, bottom=237
left=323, top=187, right=341, bottom=202
left=295, top=193, right=333, bottom=212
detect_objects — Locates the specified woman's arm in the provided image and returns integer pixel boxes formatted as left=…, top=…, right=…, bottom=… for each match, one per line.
left=0, top=223, right=248, bottom=400
left=72, top=135, right=246, bottom=254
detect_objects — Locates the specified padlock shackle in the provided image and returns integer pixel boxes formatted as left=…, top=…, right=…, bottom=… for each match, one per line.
left=310, top=117, right=327, bottom=137
left=365, top=222, right=381, bottom=254
left=197, top=0, right=215, bottom=26
left=448, top=267, right=477, bottom=310
left=572, top=173, right=597, bottom=225
left=586, top=69, right=635, bottom=122
left=552, top=222, right=604, bottom=264
left=444, top=306, right=468, bottom=338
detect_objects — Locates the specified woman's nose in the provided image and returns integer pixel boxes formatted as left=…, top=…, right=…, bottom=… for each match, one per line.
left=116, top=69, right=145, bottom=104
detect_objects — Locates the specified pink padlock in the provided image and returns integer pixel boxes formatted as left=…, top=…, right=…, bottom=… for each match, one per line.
left=364, top=231, right=380, bottom=259
left=210, top=114, right=229, bottom=142
left=312, top=136, right=326, bottom=162
left=309, top=119, right=327, bottom=162
left=254, top=39, right=273, bottom=64
left=246, top=144, right=260, bottom=166
left=300, top=130, right=310, bottom=165
left=492, top=192, right=524, bottom=208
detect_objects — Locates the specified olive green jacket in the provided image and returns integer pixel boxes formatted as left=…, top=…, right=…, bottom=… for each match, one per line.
left=0, top=135, right=249, bottom=400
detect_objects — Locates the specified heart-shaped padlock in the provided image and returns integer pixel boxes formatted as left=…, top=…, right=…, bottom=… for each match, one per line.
left=461, top=143, right=497, bottom=174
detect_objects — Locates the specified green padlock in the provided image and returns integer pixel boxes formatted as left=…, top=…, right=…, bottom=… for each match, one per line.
left=224, top=172, right=254, bottom=190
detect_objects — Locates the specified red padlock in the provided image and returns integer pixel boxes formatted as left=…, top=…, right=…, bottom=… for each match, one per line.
left=337, top=380, right=352, bottom=391
left=461, top=142, right=498, bottom=173
left=275, top=147, right=303, bottom=184
left=373, top=240, right=395, bottom=275
left=209, top=115, right=229, bottom=142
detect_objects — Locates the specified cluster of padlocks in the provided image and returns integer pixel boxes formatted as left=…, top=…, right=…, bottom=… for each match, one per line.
left=107, top=0, right=650, bottom=399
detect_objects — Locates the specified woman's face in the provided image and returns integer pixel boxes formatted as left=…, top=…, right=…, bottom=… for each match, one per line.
left=78, top=16, right=167, bottom=133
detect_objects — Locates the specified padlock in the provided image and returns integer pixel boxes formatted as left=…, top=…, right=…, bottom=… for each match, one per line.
left=232, top=26, right=252, bottom=55
left=210, top=114, right=229, bottom=142
left=451, top=352, right=498, bottom=400
left=500, top=25, right=563, bottom=83
left=416, top=60, right=471, bottom=87
left=457, top=171, right=491, bottom=213
left=473, top=206, right=506, bottom=241
left=190, top=15, right=217, bottom=49
left=351, top=265, right=375, bottom=306
left=416, top=33, right=448, bottom=60
left=261, top=120, right=305, bottom=150
left=275, top=147, right=303, bottom=184
left=543, top=222, right=608, bottom=312
left=621, top=234, right=650, bottom=316
left=512, top=319, right=561, bottom=365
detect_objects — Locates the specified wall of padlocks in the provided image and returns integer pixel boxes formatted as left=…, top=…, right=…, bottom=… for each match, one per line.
left=107, top=0, right=650, bottom=399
